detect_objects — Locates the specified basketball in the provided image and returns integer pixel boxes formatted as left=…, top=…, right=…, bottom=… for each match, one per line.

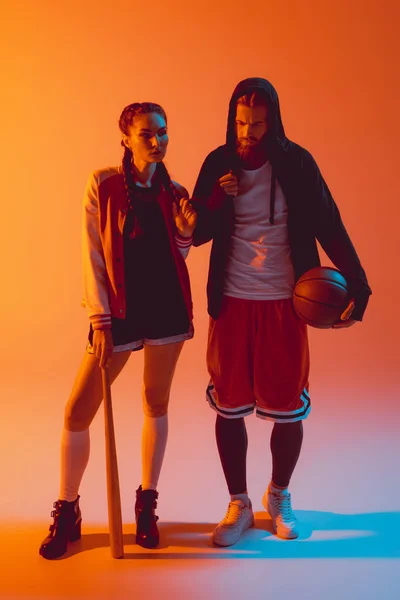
left=293, top=267, right=349, bottom=329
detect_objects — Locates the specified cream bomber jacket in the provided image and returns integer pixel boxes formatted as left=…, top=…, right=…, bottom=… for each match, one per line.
left=81, top=166, right=193, bottom=330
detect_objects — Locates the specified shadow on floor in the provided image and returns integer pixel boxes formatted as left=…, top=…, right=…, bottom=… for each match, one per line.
left=59, top=510, right=400, bottom=560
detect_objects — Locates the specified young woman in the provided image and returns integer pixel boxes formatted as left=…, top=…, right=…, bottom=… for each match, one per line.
left=39, top=102, right=196, bottom=559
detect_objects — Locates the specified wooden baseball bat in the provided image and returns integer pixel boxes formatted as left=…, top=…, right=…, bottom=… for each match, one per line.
left=101, top=366, right=124, bottom=559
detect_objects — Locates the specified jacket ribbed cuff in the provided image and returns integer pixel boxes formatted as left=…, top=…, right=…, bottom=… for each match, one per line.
left=175, top=233, right=193, bottom=248
left=90, top=314, right=112, bottom=330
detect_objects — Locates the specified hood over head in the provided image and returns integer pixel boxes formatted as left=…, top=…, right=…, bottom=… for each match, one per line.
left=226, top=77, right=289, bottom=224
left=226, top=77, right=288, bottom=162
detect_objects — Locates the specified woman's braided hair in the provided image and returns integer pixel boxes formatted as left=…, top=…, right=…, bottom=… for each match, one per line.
left=118, top=103, right=181, bottom=237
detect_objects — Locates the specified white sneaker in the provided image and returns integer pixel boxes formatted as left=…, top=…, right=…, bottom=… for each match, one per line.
left=212, top=499, right=254, bottom=547
left=262, top=485, right=299, bottom=539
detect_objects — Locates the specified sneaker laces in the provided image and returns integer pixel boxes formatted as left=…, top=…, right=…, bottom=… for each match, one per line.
left=221, top=501, right=247, bottom=527
left=272, top=492, right=294, bottom=522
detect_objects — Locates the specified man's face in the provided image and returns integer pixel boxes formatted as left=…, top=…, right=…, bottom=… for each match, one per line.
left=235, top=103, right=268, bottom=164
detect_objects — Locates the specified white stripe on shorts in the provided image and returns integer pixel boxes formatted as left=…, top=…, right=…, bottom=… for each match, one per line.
left=86, top=325, right=194, bottom=354
left=206, top=381, right=255, bottom=419
left=255, top=388, right=311, bottom=423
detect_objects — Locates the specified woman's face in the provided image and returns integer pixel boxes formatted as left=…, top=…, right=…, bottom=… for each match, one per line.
left=122, top=112, right=168, bottom=164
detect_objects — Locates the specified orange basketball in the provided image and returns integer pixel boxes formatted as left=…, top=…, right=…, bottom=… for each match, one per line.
left=293, top=267, right=349, bottom=329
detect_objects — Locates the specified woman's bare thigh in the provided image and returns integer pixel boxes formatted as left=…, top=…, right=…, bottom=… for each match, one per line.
left=64, top=350, right=131, bottom=431
left=142, top=341, right=184, bottom=417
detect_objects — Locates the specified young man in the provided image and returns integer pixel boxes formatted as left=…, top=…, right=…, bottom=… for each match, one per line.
left=191, top=77, right=371, bottom=546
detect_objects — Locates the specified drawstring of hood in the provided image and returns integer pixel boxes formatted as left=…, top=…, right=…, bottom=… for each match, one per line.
left=270, top=170, right=276, bottom=225
left=226, top=77, right=289, bottom=226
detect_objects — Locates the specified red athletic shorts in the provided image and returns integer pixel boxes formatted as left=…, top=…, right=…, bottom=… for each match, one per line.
left=206, top=296, right=311, bottom=422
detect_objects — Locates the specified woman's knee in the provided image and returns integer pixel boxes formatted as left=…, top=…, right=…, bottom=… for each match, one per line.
left=143, top=403, right=169, bottom=418
left=142, top=385, right=170, bottom=418
left=64, top=407, right=92, bottom=431
left=64, top=391, right=100, bottom=431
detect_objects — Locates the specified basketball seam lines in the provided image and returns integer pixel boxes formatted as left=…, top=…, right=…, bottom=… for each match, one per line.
left=293, top=295, right=347, bottom=309
left=296, top=277, right=347, bottom=291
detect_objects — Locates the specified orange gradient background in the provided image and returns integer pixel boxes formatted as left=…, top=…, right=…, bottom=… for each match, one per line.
left=1, top=0, right=399, bottom=532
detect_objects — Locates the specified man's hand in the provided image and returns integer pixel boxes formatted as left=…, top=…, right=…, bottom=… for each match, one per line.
left=93, top=329, right=114, bottom=368
left=172, top=198, right=197, bottom=238
left=219, top=170, right=238, bottom=196
left=332, top=300, right=357, bottom=329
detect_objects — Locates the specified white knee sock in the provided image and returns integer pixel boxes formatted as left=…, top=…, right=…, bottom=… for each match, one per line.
left=141, top=413, right=168, bottom=491
left=59, top=428, right=90, bottom=501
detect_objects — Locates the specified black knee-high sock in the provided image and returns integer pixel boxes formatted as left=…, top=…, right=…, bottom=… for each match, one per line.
left=215, top=415, right=248, bottom=495
left=270, top=421, right=304, bottom=488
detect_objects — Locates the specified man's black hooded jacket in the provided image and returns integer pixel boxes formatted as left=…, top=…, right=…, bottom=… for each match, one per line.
left=191, top=77, right=372, bottom=322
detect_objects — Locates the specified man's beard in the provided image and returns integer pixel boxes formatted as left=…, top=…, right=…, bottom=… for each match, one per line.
left=235, top=137, right=269, bottom=169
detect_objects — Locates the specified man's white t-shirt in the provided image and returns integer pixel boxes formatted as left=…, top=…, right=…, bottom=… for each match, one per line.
left=224, top=160, right=295, bottom=300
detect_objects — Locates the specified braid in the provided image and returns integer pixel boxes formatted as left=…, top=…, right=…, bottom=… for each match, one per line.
left=157, top=161, right=181, bottom=207
left=121, top=145, right=144, bottom=238
left=119, top=101, right=169, bottom=209
left=118, top=101, right=176, bottom=236
left=121, top=146, right=135, bottom=208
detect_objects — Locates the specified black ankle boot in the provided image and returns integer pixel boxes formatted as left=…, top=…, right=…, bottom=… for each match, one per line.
left=135, top=486, right=159, bottom=549
left=39, top=496, right=82, bottom=559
